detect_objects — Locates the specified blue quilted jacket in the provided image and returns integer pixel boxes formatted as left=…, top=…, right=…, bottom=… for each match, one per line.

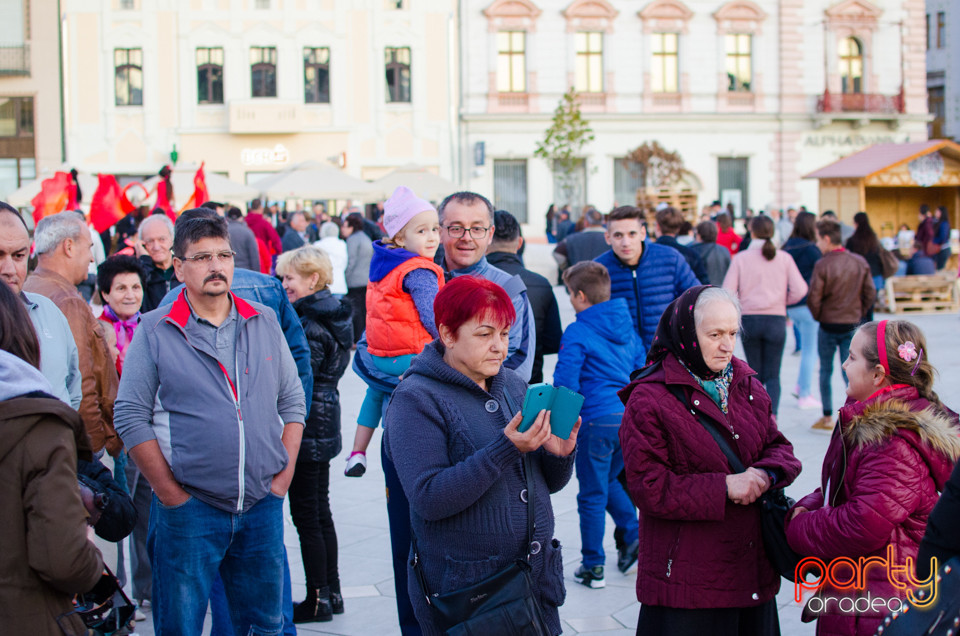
left=595, top=243, right=700, bottom=349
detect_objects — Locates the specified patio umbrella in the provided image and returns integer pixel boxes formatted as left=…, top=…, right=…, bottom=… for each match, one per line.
left=371, top=164, right=459, bottom=201
left=248, top=160, right=379, bottom=201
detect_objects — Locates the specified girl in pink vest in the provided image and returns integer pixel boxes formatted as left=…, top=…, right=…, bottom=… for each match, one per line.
left=344, top=186, right=444, bottom=477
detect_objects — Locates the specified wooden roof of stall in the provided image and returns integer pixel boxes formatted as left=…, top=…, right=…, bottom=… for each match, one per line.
left=803, top=140, right=960, bottom=182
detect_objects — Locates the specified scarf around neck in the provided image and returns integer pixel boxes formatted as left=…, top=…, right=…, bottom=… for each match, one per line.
left=101, top=305, right=140, bottom=357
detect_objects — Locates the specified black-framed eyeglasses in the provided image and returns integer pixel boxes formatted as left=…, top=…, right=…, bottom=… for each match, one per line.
left=443, top=225, right=490, bottom=239
left=176, top=250, right=236, bottom=264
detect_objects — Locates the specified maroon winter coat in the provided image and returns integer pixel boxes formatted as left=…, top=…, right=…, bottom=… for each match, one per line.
left=785, top=385, right=960, bottom=636
left=618, top=354, right=801, bottom=609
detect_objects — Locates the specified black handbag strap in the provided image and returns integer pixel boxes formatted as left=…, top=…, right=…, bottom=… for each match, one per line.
left=411, top=387, right=536, bottom=602
left=667, top=384, right=745, bottom=474
left=503, top=388, right=537, bottom=562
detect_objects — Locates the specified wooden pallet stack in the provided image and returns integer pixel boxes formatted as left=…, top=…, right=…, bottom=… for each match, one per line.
left=636, top=186, right=699, bottom=225
left=883, top=274, right=960, bottom=313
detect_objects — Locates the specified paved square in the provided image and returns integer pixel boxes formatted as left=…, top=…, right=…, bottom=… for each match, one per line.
left=126, top=244, right=960, bottom=635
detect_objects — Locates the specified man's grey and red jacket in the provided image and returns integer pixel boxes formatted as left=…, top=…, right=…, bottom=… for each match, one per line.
left=114, top=290, right=306, bottom=514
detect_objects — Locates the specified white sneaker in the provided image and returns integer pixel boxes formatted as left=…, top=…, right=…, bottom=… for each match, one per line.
left=797, top=396, right=822, bottom=410
left=345, top=452, right=367, bottom=477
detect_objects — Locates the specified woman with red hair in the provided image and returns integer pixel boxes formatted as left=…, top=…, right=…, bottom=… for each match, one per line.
left=384, top=275, right=578, bottom=636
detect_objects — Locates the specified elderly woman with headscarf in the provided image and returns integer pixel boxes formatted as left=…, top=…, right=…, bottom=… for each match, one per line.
left=619, top=285, right=801, bottom=636
left=314, top=221, right=348, bottom=297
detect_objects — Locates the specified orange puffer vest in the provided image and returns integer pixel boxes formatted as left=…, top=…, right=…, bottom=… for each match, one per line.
left=366, top=256, right=445, bottom=357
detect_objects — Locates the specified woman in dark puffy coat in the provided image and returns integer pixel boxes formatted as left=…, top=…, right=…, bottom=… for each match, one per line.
left=786, top=320, right=960, bottom=636
left=619, top=285, right=801, bottom=635
left=277, top=246, right=353, bottom=624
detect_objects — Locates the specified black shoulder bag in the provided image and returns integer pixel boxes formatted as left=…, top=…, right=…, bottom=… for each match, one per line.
left=410, top=390, right=550, bottom=636
left=667, top=385, right=803, bottom=583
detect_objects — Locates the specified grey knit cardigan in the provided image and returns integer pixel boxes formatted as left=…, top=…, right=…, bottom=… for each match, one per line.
left=384, top=340, right=574, bottom=636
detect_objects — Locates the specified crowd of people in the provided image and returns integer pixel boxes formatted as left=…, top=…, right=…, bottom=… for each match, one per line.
left=1, top=190, right=959, bottom=636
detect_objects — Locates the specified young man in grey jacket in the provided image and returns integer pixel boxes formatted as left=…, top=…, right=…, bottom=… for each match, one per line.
left=115, top=215, right=306, bottom=635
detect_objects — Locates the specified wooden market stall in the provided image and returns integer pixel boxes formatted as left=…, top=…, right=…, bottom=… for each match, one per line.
left=804, top=140, right=960, bottom=239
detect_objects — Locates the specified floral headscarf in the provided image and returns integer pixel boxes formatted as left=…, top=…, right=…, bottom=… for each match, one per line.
left=645, top=285, right=718, bottom=380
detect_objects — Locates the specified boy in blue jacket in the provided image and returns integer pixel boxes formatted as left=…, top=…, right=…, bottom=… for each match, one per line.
left=554, top=262, right=646, bottom=589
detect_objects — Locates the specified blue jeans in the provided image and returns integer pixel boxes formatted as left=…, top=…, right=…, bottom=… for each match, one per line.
left=383, top=442, right=423, bottom=636
left=818, top=327, right=854, bottom=416
left=149, top=493, right=285, bottom=636
left=210, top=548, right=296, bottom=636
left=358, top=355, right=414, bottom=429
left=786, top=305, right=819, bottom=399
left=575, top=419, right=639, bottom=568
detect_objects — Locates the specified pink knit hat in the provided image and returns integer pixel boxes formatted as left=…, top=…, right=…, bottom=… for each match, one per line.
left=383, top=186, right=436, bottom=238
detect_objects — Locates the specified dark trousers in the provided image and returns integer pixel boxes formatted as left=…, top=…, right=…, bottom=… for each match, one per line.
left=382, top=442, right=423, bottom=636
left=637, top=600, right=780, bottom=636
left=818, top=327, right=854, bottom=415
left=740, top=315, right=787, bottom=416
left=124, top=461, right=153, bottom=602
left=936, top=248, right=952, bottom=271
left=289, top=460, right=339, bottom=591
left=346, top=286, right=368, bottom=345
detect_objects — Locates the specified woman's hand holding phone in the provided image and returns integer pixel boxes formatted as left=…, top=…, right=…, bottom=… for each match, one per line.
left=542, top=417, right=580, bottom=457
left=505, top=409, right=552, bottom=453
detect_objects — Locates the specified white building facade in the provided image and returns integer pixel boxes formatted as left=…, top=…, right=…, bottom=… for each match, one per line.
left=59, top=0, right=459, bottom=195
left=459, top=0, right=930, bottom=232
left=926, top=0, right=958, bottom=140
left=0, top=0, right=63, bottom=201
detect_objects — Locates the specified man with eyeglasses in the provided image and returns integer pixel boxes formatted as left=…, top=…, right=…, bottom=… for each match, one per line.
left=115, top=214, right=306, bottom=636
left=136, top=214, right=177, bottom=313
left=436, top=191, right=536, bottom=382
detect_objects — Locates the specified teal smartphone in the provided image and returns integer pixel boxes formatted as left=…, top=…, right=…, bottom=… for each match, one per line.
left=550, top=386, right=585, bottom=440
left=519, top=383, right=553, bottom=433
left=518, top=383, right=584, bottom=440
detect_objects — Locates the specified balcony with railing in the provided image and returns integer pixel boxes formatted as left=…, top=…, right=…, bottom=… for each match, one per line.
left=0, top=43, right=30, bottom=76
left=573, top=92, right=608, bottom=113
left=817, top=88, right=904, bottom=114
left=228, top=100, right=303, bottom=134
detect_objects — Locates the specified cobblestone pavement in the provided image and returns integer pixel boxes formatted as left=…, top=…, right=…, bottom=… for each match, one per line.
left=127, top=243, right=960, bottom=635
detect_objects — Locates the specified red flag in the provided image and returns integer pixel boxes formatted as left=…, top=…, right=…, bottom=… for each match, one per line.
left=193, top=162, right=209, bottom=208
left=90, top=174, right=127, bottom=233
left=31, top=172, right=71, bottom=223
left=177, top=163, right=210, bottom=215
left=121, top=182, right=148, bottom=214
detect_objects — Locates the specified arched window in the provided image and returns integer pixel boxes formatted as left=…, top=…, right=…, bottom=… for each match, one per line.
left=197, top=47, right=224, bottom=104
left=838, top=36, right=862, bottom=94
left=385, top=47, right=411, bottom=103
left=250, top=47, right=277, bottom=98
left=304, top=47, right=330, bottom=104
left=115, top=48, right=143, bottom=106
